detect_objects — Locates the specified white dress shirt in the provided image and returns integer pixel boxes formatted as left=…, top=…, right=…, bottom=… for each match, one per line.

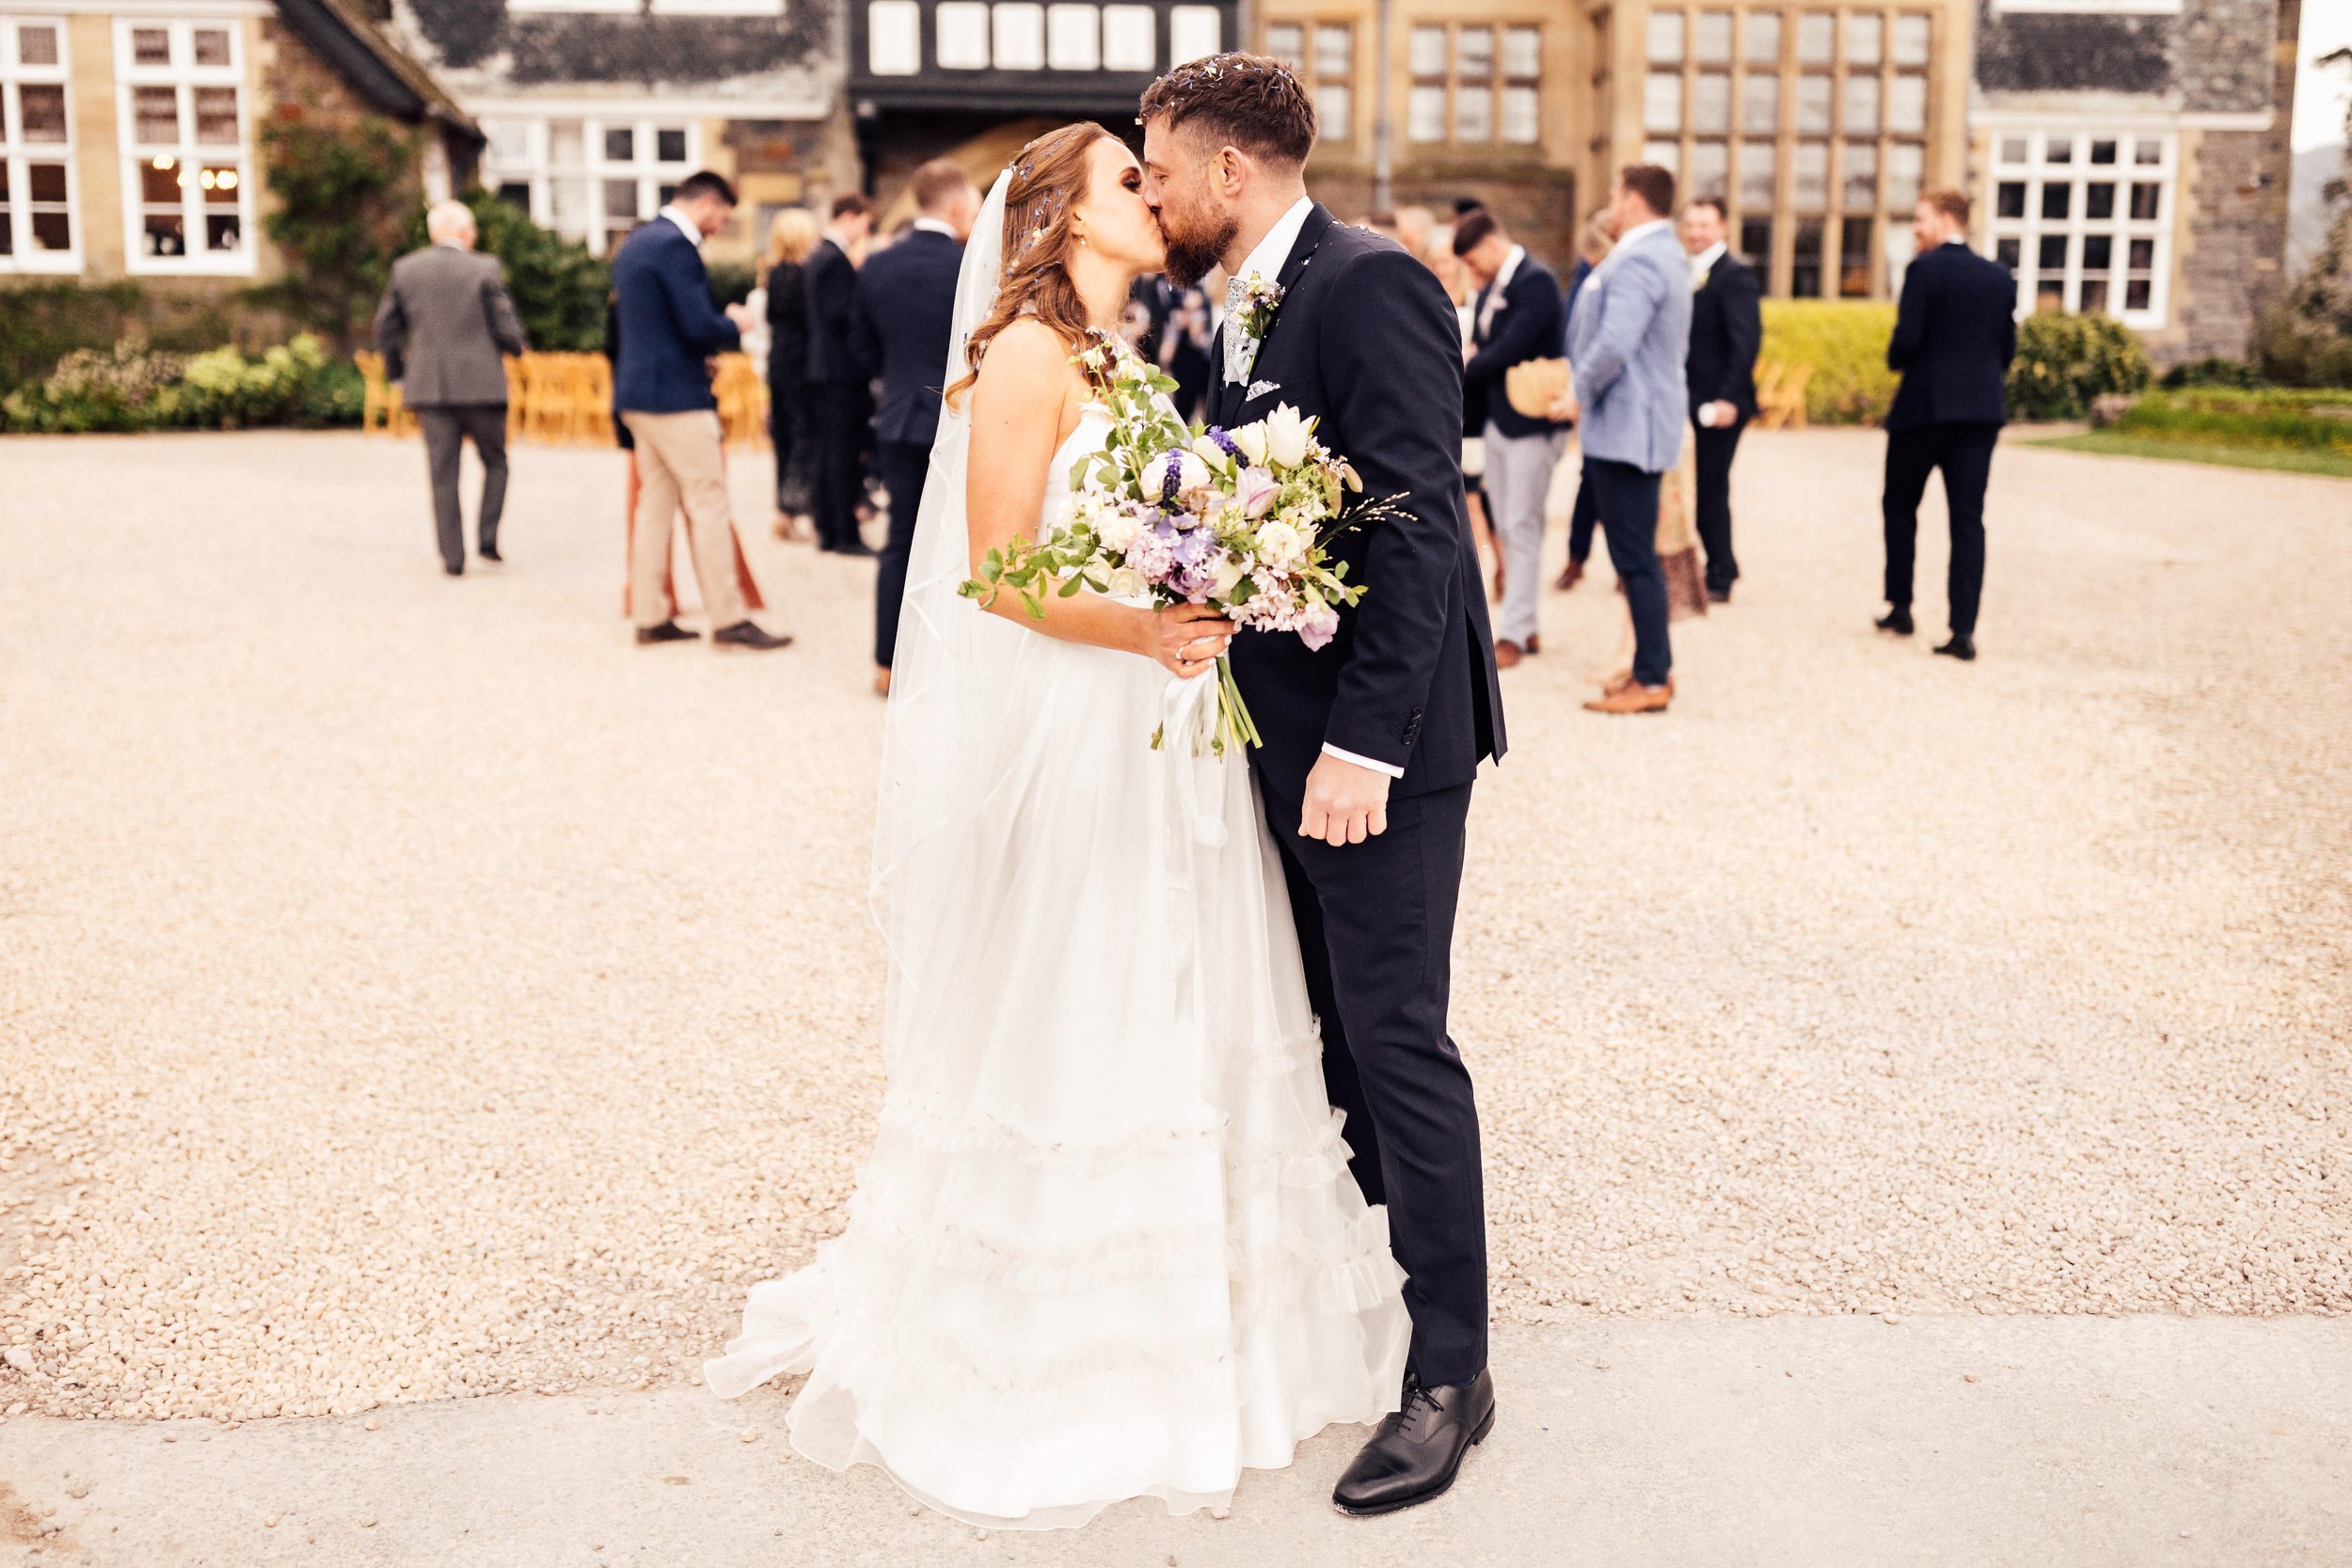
left=1222, top=195, right=1315, bottom=384
left=659, top=204, right=704, bottom=249
left=1475, top=243, right=1526, bottom=340
left=911, top=216, right=958, bottom=240
left=1603, top=216, right=1673, bottom=274
left=1688, top=239, right=1726, bottom=289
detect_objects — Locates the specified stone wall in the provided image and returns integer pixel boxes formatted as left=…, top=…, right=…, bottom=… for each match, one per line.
left=2172, top=127, right=2286, bottom=359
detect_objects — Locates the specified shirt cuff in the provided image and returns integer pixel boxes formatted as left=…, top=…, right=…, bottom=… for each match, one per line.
left=1321, top=743, right=1405, bottom=780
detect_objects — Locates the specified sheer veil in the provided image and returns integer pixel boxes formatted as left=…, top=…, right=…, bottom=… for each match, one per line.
left=868, top=169, right=1012, bottom=1070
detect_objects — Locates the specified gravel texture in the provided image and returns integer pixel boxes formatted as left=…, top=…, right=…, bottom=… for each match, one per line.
left=0, top=429, right=2345, bottom=1426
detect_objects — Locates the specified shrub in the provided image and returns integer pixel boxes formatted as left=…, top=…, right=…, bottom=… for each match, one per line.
left=2160, top=356, right=2267, bottom=389
left=707, top=262, right=756, bottom=309
left=0, top=281, right=254, bottom=399
left=2252, top=309, right=2352, bottom=389
left=1, top=333, right=359, bottom=433
left=1757, top=299, right=1898, bottom=424
left=257, top=113, right=422, bottom=347
left=2005, top=311, right=2152, bottom=421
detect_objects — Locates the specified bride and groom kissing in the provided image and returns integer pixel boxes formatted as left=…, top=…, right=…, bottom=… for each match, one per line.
left=705, top=53, right=1507, bottom=1528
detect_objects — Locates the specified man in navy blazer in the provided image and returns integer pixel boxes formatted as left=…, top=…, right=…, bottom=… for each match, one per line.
left=611, top=169, right=788, bottom=651
left=850, top=159, right=979, bottom=692
left=1680, top=196, right=1761, bottom=603
left=1455, top=209, right=1567, bottom=669
left=804, top=193, right=876, bottom=555
left=1878, top=187, right=2017, bottom=662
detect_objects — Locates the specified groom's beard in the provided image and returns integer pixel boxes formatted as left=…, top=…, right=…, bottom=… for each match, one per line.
left=1159, top=211, right=1238, bottom=289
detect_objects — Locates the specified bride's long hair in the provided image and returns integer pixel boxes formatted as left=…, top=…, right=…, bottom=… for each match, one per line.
left=943, top=122, right=1118, bottom=411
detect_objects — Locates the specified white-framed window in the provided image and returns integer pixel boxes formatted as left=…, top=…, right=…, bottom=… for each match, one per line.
left=1990, top=129, right=2173, bottom=326
left=1169, top=5, right=1220, bottom=64
left=1405, top=21, right=1539, bottom=146
left=1990, top=0, right=2180, bottom=11
left=480, top=114, right=699, bottom=258
left=115, top=17, right=252, bottom=276
left=1, top=15, right=79, bottom=273
left=649, top=0, right=787, bottom=12
left=506, top=1, right=640, bottom=12
left=867, top=0, right=920, bottom=72
left=901, top=1, right=1152, bottom=73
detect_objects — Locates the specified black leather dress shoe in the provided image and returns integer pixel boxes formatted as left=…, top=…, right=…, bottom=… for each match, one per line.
left=1875, top=606, right=1915, bottom=636
left=1332, top=1370, right=1495, bottom=1517
left=1707, top=583, right=1732, bottom=604
left=479, top=545, right=503, bottom=564
left=635, top=620, right=698, bottom=645
left=1934, top=632, right=1977, bottom=661
left=713, top=620, right=792, bottom=651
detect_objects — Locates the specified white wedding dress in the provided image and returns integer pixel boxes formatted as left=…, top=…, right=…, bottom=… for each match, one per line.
left=705, top=174, right=1409, bottom=1529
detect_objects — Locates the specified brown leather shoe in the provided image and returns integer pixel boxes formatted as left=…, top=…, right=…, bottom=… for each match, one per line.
left=873, top=665, right=892, bottom=697
left=1603, top=670, right=1672, bottom=697
left=1584, top=681, right=1672, bottom=714
left=1494, top=639, right=1525, bottom=670
left=1554, top=560, right=1585, bottom=592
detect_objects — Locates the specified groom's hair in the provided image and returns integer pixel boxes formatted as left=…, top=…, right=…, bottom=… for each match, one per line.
left=1137, top=53, right=1316, bottom=168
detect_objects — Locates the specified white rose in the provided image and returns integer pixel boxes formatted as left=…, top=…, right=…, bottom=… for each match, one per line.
left=1190, top=433, right=1232, bottom=471
left=1105, top=566, right=1151, bottom=600
left=1255, top=519, right=1304, bottom=567
left=1098, top=511, right=1141, bottom=553
left=1230, top=420, right=1269, bottom=467
left=1263, top=404, right=1311, bottom=468
left=1212, top=553, right=1248, bottom=597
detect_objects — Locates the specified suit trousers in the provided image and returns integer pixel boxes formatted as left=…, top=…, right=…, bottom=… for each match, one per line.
left=1482, top=421, right=1567, bottom=645
left=1565, top=456, right=1598, bottom=565
left=1692, top=418, right=1746, bottom=593
left=1588, top=457, right=1673, bottom=688
left=620, top=410, right=748, bottom=631
left=808, top=382, right=868, bottom=551
left=417, top=404, right=509, bottom=572
left=874, top=439, right=930, bottom=668
left=1262, top=776, right=1487, bottom=1388
left=1883, top=422, right=1998, bottom=637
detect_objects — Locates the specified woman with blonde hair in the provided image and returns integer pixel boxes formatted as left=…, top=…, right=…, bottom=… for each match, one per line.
left=761, top=206, right=821, bottom=536
left=707, top=120, right=1409, bottom=1529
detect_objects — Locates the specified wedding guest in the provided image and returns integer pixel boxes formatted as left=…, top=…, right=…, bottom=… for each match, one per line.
left=1393, top=204, right=1437, bottom=263
left=1560, top=165, right=1690, bottom=714
left=850, top=159, right=978, bottom=695
left=1157, top=282, right=1215, bottom=422
left=761, top=207, right=820, bottom=540
left=1879, top=188, right=2015, bottom=662
left=1555, top=209, right=1615, bottom=592
left=1422, top=224, right=1501, bottom=600
left=1455, top=209, right=1566, bottom=669
left=611, top=170, right=790, bottom=651
left=1682, top=196, right=1761, bottom=604
left=805, top=192, right=876, bottom=556
left=373, top=199, right=526, bottom=578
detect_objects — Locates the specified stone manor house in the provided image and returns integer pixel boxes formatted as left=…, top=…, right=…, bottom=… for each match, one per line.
left=0, top=0, right=2307, bottom=362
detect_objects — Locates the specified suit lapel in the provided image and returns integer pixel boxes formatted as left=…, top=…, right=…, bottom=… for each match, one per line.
left=1220, top=204, right=1334, bottom=425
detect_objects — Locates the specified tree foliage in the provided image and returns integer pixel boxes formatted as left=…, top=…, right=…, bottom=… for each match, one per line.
left=407, top=189, right=612, bottom=353
left=259, top=113, right=421, bottom=347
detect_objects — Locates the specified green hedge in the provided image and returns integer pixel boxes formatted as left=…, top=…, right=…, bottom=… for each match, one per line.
left=1, top=334, right=359, bottom=434
left=2007, top=311, right=2152, bottom=420
left=2108, top=387, right=2352, bottom=453
left=0, top=280, right=273, bottom=399
left=1757, top=299, right=1898, bottom=425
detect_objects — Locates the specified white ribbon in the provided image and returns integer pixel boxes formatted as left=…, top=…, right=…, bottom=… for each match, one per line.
left=1160, top=674, right=1231, bottom=855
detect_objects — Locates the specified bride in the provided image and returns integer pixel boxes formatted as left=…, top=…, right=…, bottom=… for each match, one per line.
left=704, top=122, right=1409, bottom=1528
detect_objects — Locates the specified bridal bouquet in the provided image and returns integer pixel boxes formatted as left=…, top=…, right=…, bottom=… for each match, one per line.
left=961, top=333, right=1406, bottom=756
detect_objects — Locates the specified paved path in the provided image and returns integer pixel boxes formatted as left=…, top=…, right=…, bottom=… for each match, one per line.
left=6, top=1317, right=2349, bottom=1566
left=2, top=428, right=2347, bottom=1561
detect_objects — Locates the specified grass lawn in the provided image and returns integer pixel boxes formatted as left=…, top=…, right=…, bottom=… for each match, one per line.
left=2028, top=430, right=2352, bottom=481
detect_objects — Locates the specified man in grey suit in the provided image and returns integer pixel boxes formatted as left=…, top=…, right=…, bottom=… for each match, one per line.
left=1562, top=165, right=1691, bottom=715
left=373, top=200, right=528, bottom=577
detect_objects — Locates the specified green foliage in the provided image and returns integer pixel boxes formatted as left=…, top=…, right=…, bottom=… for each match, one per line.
left=1, top=333, right=359, bottom=433
left=2159, top=356, right=2268, bottom=389
left=2004, top=312, right=2152, bottom=421
left=1757, top=300, right=1899, bottom=424
left=259, top=115, right=421, bottom=346
left=707, top=262, right=756, bottom=309
left=2106, top=387, right=2352, bottom=452
left=409, top=190, right=612, bottom=352
left=2252, top=309, right=2352, bottom=390
left=0, top=281, right=246, bottom=398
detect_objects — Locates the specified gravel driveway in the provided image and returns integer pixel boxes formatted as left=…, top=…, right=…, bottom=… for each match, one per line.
left=1, top=429, right=2344, bottom=1426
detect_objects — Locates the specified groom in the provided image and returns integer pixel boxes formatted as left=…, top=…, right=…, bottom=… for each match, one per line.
left=1141, top=54, right=1506, bottom=1516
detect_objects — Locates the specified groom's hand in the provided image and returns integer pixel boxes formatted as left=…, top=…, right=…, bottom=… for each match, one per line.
left=1299, top=753, right=1391, bottom=847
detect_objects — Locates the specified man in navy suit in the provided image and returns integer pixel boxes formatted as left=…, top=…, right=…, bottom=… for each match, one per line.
left=611, top=170, right=789, bottom=651
left=1455, top=209, right=1566, bottom=668
left=805, top=193, right=876, bottom=555
left=1681, top=196, right=1761, bottom=604
left=850, top=159, right=978, bottom=693
left=1878, top=187, right=2017, bottom=662
left=1143, top=54, right=1504, bottom=1515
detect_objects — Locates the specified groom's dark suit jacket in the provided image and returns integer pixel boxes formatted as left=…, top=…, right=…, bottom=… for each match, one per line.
left=1209, top=206, right=1505, bottom=801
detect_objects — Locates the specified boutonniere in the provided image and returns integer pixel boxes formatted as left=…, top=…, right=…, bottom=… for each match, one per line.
left=1692, top=265, right=1711, bottom=293
left=1233, top=272, right=1284, bottom=341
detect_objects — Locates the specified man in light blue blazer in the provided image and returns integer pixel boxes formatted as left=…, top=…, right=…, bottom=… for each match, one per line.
left=1563, top=165, right=1691, bottom=714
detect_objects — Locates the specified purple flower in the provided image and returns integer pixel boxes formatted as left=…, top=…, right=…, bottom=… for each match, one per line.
left=1206, top=425, right=1242, bottom=461
left=1299, top=601, right=1341, bottom=652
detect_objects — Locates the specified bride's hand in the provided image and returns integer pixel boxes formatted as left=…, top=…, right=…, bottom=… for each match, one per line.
left=1148, top=603, right=1235, bottom=679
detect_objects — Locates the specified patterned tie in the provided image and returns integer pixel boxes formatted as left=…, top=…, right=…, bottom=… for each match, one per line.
left=1222, top=273, right=1251, bottom=385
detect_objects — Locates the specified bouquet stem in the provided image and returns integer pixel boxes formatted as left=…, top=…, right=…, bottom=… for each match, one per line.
left=1215, top=655, right=1263, bottom=755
